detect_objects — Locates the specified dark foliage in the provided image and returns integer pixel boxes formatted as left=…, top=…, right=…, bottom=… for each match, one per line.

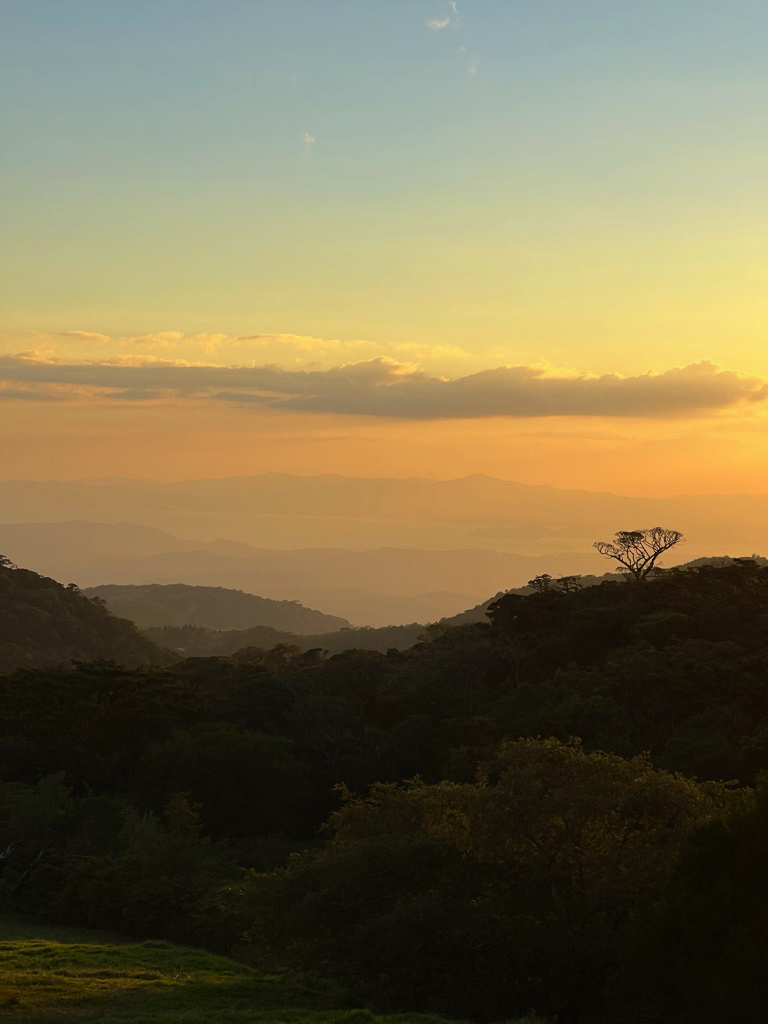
left=0, top=561, right=167, bottom=674
left=144, top=622, right=427, bottom=658
left=3, top=556, right=768, bottom=1021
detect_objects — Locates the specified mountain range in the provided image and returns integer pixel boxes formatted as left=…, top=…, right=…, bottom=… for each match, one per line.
left=1, top=474, right=766, bottom=625
left=2, top=473, right=766, bottom=554
left=0, top=520, right=600, bottom=625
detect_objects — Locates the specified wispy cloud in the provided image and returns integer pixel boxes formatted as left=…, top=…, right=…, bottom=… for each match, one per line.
left=426, top=3, right=477, bottom=77
left=60, top=330, right=111, bottom=344
left=236, top=332, right=379, bottom=360
left=427, top=0, right=460, bottom=31
left=302, top=131, right=316, bottom=154
left=3, top=327, right=476, bottom=372
left=127, top=331, right=186, bottom=348
left=126, top=331, right=227, bottom=353
left=1, top=353, right=766, bottom=420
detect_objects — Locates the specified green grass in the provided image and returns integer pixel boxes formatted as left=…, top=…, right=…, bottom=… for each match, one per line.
left=0, top=914, right=546, bottom=1023
left=0, top=915, right=505, bottom=1024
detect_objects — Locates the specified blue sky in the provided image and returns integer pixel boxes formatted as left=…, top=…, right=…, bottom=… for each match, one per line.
left=2, top=1, right=765, bottom=360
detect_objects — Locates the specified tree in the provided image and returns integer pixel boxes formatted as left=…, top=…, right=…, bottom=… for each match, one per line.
left=528, top=574, right=583, bottom=594
left=594, top=527, right=684, bottom=582
left=528, top=573, right=555, bottom=592
left=227, top=739, right=719, bottom=1023
left=130, top=722, right=310, bottom=840
left=612, top=780, right=762, bottom=1023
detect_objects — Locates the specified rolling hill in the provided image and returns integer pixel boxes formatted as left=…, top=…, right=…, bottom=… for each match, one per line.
left=0, top=558, right=167, bottom=673
left=84, top=583, right=350, bottom=633
left=0, top=521, right=598, bottom=626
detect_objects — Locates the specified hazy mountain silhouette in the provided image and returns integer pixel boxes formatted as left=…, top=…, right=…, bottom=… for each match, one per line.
left=0, top=520, right=603, bottom=625
left=3, top=474, right=767, bottom=625
left=84, top=583, right=350, bottom=633
left=1, top=474, right=766, bottom=555
left=138, top=557, right=768, bottom=659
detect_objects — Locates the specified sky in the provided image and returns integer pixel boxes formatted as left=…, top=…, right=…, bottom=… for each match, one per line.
left=1, top=0, right=766, bottom=494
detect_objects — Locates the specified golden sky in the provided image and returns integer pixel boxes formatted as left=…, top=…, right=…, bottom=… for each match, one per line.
left=2, top=332, right=767, bottom=494
left=2, top=2, right=766, bottom=495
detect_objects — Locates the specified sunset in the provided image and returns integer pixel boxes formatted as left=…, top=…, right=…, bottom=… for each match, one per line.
left=2, top=1, right=766, bottom=493
left=2, top=4, right=768, bottom=1022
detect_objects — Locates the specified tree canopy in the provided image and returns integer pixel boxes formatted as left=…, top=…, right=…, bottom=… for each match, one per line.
left=2, top=553, right=768, bottom=1023
left=593, top=527, right=684, bottom=581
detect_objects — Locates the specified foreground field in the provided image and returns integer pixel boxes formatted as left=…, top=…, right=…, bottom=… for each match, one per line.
left=0, top=915, right=542, bottom=1024
left=0, top=915, right=417, bottom=1024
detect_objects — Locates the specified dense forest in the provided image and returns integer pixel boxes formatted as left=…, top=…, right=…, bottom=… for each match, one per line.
left=0, top=557, right=167, bottom=673
left=2, top=552, right=768, bottom=1022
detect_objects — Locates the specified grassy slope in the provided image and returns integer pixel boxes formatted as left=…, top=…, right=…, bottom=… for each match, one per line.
left=0, top=915, right=545, bottom=1024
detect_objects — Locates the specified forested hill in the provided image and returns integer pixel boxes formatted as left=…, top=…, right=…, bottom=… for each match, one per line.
left=442, top=555, right=768, bottom=626
left=4, top=557, right=768, bottom=1021
left=144, top=621, right=427, bottom=658
left=140, top=557, right=768, bottom=658
left=83, top=583, right=351, bottom=633
left=0, top=558, right=167, bottom=673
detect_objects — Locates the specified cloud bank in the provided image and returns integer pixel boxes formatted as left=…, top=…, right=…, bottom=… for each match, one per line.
left=0, top=353, right=765, bottom=419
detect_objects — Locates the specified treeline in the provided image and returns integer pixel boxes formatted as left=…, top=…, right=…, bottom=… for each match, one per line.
left=144, top=621, right=428, bottom=657
left=3, top=558, right=768, bottom=1022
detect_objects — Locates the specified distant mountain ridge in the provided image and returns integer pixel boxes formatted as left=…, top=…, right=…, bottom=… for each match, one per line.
left=85, top=583, right=350, bottom=633
left=1, top=473, right=766, bottom=557
left=2, top=472, right=767, bottom=624
left=141, top=556, right=768, bottom=658
left=0, top=520, right=598, bottom=625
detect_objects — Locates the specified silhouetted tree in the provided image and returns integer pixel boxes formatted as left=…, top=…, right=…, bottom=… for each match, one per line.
left=594, top=527, right=684, bottom=581
left=528, top=574, right=584, bottom=594
left=528, top=573, right=554, bottom=592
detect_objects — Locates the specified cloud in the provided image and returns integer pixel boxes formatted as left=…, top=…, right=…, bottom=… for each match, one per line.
left=393, top=342, right=470, bottom=362
left=101, top=354, right=203, bottom=368
left=8, top=327, right=465, bottom=371
left=236, top=332, right=379, bottom=360
left=427, top=0, right=460, bottom=31
left=1, top=353, right=766, bottom=420
left=303, top=132, right=316, bottom=153
left=118, top=331, right=229, bottom=354
left=210, top=360, right=768, bottom=419
left=426, top=3, right=477, bottom=76
left=106, top=388, right=165, bottom=400
left=125, top=331, right=186, bottom=348
left=60, top=330, right=112, bottom=344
